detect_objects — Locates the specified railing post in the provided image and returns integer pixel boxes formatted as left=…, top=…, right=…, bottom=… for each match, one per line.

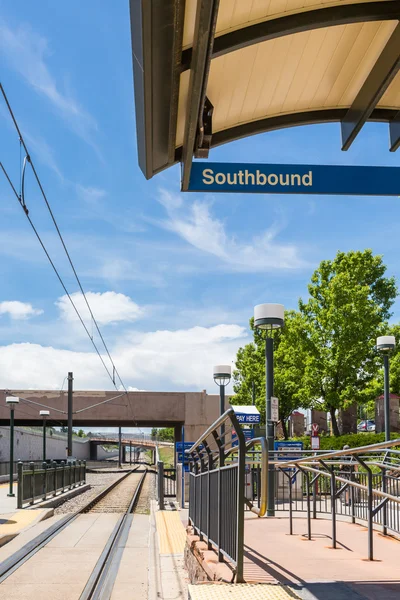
left=53, top=461, right=58, bottom=495
left=356, top=456, right=374, bottom=561
left=212, top=430, right=224, bottom=562
left=300, top=468, right=311, bottom=540
left=350, top=466, right=355, bottom=524
left=320, top=460, right=336, bottom=549
left=381, top=467, right=387, bottom=536
left=61, top=461, right=65, bottom=492
left=17, top=461, right=23, bottom=509
left=158, top=461, right=164, bottom=509
left=42, top=462, right=47, bottom=500
left=30, top=462, right=35, bottom=505
left=232, top=413, right=245, bottom=583
left=204, top=441, right=212, bottom=550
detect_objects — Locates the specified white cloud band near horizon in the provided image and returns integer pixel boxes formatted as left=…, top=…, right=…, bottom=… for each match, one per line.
left=0, top=323, right=247, bottom=391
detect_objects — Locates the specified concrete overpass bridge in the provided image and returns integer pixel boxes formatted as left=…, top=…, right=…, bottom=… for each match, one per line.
left=87, top=434, right=172, bottom=461
left=0, top=389, right=224, bottom=445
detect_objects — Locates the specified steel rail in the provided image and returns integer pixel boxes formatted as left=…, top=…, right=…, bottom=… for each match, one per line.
left=79, top=469, right=147, bottom=599
left=0, top=466, right=141, bottom=582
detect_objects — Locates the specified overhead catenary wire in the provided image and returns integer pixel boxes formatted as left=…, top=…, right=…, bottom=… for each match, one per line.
left=1, top=161, right=118, bottom=388
left=0, top=83, right=129, bottom=396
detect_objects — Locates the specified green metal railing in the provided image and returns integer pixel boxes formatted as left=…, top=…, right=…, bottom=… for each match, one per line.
left=17, top=460, right=86, bottom=508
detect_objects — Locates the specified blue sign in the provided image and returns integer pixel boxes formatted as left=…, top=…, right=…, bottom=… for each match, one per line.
left=274, top=441, right=303, bottom=461
left=176, top=442, right=194, bottom=452
left=232, top=428, right=255, bottom=447
left=187, top=162, right=400, bottom=196
left=232, top=405, right=261, bottom=424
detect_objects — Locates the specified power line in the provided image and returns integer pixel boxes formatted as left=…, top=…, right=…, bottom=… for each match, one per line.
left=1, top=161, right=118, bottom=387
left=0, top=83, right=129, bottom=395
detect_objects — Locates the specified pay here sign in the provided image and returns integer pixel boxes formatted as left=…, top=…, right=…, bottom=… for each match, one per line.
left=187, top=162, right=400, bottom=196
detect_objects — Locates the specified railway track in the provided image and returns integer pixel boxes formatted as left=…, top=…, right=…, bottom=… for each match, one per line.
left=0, top=465, right=148, bottom=591
left=79, top=470, right=147, bottom=599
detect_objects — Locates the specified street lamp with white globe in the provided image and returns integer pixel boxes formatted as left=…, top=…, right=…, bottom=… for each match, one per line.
left=6, top=396, right=19, bottom=497
left=40, top=410, right=50, bottom=462
left=254, top=303, right=285, bottom=516
left=213, top=365, right=231, bottom=443
left=377, top=335, right=396, bottom=441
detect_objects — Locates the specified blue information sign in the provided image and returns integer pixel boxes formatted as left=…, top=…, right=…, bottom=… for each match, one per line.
left=232, top=428, right=255, bottom=447
left=176, top=442, right=194, bottom=452
left=187, top=162, right=400, bottom=196
left=274, top=441, right=303, bottom=460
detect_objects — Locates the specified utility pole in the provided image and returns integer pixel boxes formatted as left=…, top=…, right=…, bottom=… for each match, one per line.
left=67, top=372, right=73, bottom=458
left=118, top=427, right=122, bottom=468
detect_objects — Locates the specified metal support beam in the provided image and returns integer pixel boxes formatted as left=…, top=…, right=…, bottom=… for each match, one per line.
left=181, top=0, right=219, bottom=191
left=341, top=23, right=400, bottom=150
left=67, top=372, right=73, bottom=458
left=389, top=111, right=400, bottom=152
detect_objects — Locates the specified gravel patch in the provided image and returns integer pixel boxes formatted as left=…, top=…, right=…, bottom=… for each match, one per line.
left=135, top=470, right=156, bottom=515
left=54, top=471, right=126, bottom=514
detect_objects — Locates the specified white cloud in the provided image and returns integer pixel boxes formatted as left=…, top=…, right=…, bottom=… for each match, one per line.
left=0, top=19, right=99, bottom=154
left=56, top=291, right=143, bottom=325
left=0, top=324, right=247, bottom=391
left=158, top=188, right=306, bottom=271
left=76, top=185, right=107, bottom=206
left=0, top=301, right=43, bottom=320
left=116, top=324, right=246, bottom=389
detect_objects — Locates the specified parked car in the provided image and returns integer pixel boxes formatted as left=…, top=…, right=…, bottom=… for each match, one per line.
left=357, top=420, right=376, bottom=432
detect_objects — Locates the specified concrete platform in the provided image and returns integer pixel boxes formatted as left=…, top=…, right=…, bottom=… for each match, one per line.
left=0, top=513, right=120, bottom=599
left=243, top=514, right=400, bottom=600
left=0, top=482, right=54, bottom=547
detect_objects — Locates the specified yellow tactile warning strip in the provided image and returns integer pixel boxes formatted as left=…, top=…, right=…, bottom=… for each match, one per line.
left=188, top=584, right=300, bottom=600
left=155, top=510, right=186, bottom=554
left=0, top=509, right=46, bottom=536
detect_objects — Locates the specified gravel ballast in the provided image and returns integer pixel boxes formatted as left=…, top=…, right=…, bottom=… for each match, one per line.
left=54, top=471, right=126, bottom=514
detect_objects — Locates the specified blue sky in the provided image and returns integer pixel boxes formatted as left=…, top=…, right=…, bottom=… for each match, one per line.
left=0, top=0, right=399, bottom=396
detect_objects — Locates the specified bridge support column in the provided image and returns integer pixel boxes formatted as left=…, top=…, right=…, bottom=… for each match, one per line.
left=174, top=425, right=182, bottom=468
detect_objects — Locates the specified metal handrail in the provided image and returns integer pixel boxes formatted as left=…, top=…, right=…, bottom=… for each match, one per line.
left=187, top=407, right=236, bottom=454
left=296, top=463, right=400, bottom=504
left=245, top=437, right=267, bottom=517
left=278, top=437, right=400, bottom=468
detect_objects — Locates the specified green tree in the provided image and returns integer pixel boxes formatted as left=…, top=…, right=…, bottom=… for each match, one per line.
left=77, top=429, right=86, bottom=438
left=232, top=310, right=311, bottom=439
left=299, top=250, right=396, bottom=436
left=385, top=323, right=400, bottom=394
left=156, top=427, right=174, bottom=442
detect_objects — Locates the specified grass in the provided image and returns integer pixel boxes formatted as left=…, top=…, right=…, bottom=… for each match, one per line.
left=159, top=446, right=175, bottom=468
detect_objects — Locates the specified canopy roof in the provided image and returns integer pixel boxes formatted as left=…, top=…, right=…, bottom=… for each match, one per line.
left=130, top=0, right=400, bottom=187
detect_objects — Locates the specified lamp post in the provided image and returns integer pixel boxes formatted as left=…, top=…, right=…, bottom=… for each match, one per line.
left=40, top=410, right=50, bottom=462
left=377, top=335, right=396, bottom=441
left=254, top=303, right=284, bottom=516
left=6, top=396, right=19, bottom=497
left=213, top=365, right=231, bottom=444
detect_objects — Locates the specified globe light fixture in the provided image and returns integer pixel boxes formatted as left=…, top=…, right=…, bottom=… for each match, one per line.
left=254, top=303, right=284, bottom=329
left=254, top=303, right=285, bottom=516
left=377, top=335, right=396, bottom=441
left=213, top=365, right=231, bottom=387
left=6, top=397, right=19, bottom=497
